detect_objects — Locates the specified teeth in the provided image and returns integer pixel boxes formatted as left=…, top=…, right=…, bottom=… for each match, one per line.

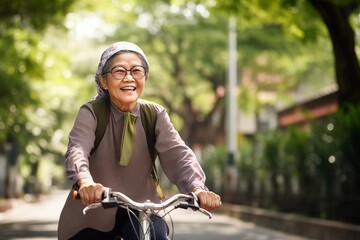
left=121, top=87, right=135, bottom=91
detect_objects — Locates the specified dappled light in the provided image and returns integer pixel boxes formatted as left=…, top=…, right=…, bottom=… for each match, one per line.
left=0, top=1, right=360, bottom=239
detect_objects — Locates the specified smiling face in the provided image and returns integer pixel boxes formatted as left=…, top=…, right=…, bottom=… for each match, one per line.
left=99, top=52, right=146, bottom=112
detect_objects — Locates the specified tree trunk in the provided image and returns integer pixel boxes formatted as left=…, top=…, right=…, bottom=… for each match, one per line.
left=181, top=106, right=226, bottom=148
left=309, top=0, right=360, bottom=106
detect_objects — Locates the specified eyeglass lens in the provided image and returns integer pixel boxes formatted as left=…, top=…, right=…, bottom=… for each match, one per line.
left=111, top=66, right=146, bottom=80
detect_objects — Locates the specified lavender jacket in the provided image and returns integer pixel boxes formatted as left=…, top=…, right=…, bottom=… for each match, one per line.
left=57, top=100, right=207, bottom=239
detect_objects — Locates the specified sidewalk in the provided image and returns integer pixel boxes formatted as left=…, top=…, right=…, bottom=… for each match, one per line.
left=218, top=203, right=360, bottom=240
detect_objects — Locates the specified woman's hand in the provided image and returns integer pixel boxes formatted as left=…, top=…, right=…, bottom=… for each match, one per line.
left=193, top=188, right=222, bottom=212
left=77, top=179, right=106, bottom=206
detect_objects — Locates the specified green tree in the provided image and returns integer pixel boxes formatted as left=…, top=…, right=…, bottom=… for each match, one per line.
left=0, top=0, right=76, bottom=194
left=0, top=0, right=75, bottom=142
left=201, top=0, right=360, bottom=106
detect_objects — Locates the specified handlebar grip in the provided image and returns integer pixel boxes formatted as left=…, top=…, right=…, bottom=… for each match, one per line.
left=72, top=190, right=81, bottom=200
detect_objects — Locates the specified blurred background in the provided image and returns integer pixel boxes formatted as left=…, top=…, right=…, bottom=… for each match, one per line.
left=0, top=0, right=359, bottom=228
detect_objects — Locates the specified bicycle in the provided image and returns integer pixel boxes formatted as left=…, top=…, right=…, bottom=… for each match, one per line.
left=73, top=188, right=212, bottom=240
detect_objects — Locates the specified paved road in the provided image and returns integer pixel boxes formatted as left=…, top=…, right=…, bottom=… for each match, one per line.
left=166, top=209, right=312, bottom=240
left=0, top=190, right=312, bottom=240
left=0, top=190, right=67, bottom=240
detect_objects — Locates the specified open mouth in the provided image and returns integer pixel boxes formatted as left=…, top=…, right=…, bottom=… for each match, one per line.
left=120, top=86, right=136, bottom=91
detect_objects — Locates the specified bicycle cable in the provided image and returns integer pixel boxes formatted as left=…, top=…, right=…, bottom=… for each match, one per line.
left=123, top=205, right=157, bottom=240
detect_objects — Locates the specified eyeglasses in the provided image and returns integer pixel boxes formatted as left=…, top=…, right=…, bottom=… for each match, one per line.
left=102, top=65, right=147, bottom=80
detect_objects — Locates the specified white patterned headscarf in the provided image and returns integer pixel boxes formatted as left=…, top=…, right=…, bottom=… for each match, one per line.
left=95, top=41, right=149, bottom=97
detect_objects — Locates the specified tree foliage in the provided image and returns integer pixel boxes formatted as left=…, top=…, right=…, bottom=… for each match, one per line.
left=0, top=0, right=77, bottom=193
left=0, top=0, right=75, bottom=143
left=201, top=0, right=360, bottom=106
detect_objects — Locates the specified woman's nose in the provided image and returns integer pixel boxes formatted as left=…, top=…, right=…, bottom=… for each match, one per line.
left=123, top=71, right=134, bottom=81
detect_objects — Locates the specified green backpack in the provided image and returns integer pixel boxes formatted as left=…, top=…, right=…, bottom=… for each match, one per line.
left=89, top=95, right=164, bottom=199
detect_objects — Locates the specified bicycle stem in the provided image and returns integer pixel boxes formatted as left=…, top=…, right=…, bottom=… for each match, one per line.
left=139, top=208, right=152, bottom=240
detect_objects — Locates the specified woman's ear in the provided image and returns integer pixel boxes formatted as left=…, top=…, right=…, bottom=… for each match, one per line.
left=99, top=76, right=108, bottom=90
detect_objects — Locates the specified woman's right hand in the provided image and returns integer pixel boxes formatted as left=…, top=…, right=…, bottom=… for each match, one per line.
left=76, top=179, right=106, bottom=206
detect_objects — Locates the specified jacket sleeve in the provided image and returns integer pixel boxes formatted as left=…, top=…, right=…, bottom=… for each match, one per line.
left=154, top=105, right=207, bottom=193
left=65, top=103, right=96, bottom=184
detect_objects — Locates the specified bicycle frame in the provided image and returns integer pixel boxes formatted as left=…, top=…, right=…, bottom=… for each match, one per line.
left=78, top=189, right=212, bottom=240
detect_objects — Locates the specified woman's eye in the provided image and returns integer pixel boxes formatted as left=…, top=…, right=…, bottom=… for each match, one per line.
left=114, top=69, right=126, bottom=74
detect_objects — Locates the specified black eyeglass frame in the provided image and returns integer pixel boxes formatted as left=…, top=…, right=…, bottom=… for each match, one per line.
left=102, top=65, right=147, bottom=80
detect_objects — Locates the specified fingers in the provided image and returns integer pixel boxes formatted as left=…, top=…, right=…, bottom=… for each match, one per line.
left=78, top=182, right=105, bottom=206
left=195, top=190, right=222, bottom=212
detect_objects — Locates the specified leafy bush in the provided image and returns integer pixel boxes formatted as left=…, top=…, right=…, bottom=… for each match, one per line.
left=201, top=104, right=360, bottom=224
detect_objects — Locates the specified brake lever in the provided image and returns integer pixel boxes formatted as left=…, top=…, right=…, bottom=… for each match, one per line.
left=83, top=203, right=102, bottom=215
left=174, top=192, right=213, bottom=219
left=197, top=207, right=212, bottom=219
left=174, top=202, right=212, bottom=219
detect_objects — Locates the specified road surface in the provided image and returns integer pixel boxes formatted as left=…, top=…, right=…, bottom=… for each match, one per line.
left=0, top=190, right=312, bottom=240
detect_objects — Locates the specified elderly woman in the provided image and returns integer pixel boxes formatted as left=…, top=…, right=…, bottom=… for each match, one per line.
left=58, top=41, right=221, bottom=240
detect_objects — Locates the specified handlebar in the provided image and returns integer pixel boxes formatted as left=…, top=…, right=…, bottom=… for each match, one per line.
left=73, top=189, right=212, bottom=219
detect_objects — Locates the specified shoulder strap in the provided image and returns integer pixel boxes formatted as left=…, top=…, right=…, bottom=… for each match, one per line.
left=139, top=99, right=157, bottom=162
left=139, top=99, right=165, bottom=200
left=90, top=95, right=110, bottom=155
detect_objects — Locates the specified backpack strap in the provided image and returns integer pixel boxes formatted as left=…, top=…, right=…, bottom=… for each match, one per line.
left=90, top=95, right=110, bottom=155
left=138, top=99, right=157, bottom=161
left=139, top=99, right=165, bottom=200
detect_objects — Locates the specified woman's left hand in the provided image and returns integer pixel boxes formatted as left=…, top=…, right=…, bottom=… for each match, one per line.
left=193, top=188, right=222, bottom=212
